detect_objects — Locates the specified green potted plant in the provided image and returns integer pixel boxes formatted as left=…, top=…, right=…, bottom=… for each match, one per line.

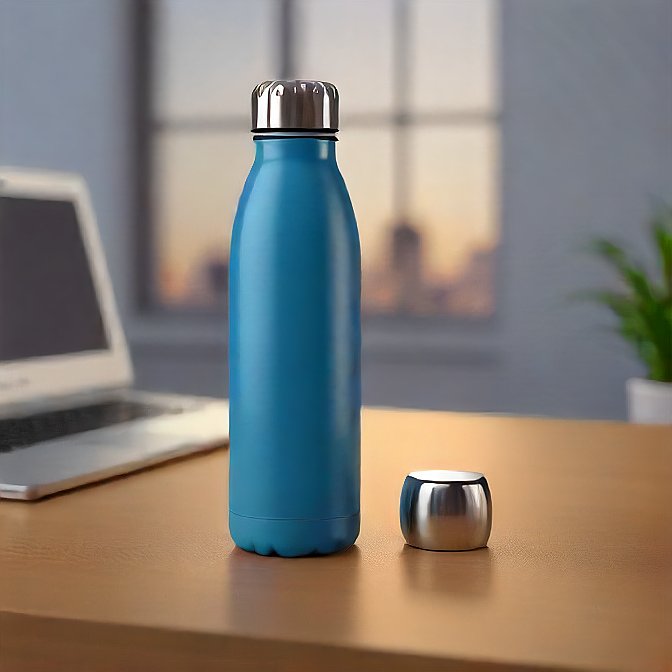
left=583, top=205, right=671, bottom=423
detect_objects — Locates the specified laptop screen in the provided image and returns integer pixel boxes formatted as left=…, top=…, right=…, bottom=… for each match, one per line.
left=0, top=196, right=108, bottom=362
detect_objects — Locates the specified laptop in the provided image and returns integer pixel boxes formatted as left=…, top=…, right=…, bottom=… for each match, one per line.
left=0, top=168, right=228, bottom=500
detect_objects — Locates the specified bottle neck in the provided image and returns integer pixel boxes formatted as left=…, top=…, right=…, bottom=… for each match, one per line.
left=253, top=135, right=337, bottom=162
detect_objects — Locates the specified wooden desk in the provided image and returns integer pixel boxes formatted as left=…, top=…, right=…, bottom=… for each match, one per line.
left=1, top=410, right=670, bottom=672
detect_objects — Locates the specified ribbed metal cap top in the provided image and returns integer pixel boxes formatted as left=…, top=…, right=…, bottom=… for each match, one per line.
left=252, top=80, right=339, bottom=132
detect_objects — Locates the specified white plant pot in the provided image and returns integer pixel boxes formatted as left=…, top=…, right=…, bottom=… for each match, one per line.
left=626, top=378, right=672, bottom=424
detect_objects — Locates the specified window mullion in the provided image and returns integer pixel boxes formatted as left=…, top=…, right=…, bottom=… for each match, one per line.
left=279, top=0, right=295, bottom=79
left=393, top=0, right=411, bottom=219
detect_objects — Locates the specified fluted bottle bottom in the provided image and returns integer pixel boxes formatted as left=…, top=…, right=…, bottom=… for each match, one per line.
left=229, top=511, right=360, bottom=557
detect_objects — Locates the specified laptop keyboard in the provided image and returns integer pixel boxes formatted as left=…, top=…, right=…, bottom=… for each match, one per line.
left=0, top=400, right=186, bottom=451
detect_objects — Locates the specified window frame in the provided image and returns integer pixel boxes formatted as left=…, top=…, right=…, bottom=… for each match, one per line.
left=131, top=0, right=503, bottom=353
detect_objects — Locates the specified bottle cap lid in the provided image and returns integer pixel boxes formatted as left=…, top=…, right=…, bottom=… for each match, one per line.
left=251, top=80, right=339, bottom=132
left=400, top=470, right=493, bottom=551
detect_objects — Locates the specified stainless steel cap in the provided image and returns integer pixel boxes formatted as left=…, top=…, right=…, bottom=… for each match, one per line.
left=400, top=470, right=492, bottom=551
left=252, top=80, right=339, bottom=132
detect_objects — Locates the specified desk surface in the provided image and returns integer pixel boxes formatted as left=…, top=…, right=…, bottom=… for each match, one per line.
left=1, top=410, right=671, bottom=672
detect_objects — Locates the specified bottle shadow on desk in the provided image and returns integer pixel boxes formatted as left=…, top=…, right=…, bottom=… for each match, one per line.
left=224, top=544, right=363, bottom=640
left=399, top=545, right=494, bottom=598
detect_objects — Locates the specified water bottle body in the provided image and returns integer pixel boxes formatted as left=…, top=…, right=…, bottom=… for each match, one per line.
left=228, top=138, right=361, bottom=556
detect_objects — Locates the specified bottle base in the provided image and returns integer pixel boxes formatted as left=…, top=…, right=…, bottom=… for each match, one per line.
left=229, top=511, right=360, bottom=557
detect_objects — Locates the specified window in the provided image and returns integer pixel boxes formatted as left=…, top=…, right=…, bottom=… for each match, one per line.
left=147, top=0, right=498, bottom=318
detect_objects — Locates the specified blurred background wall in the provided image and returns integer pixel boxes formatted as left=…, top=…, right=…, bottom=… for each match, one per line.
left=1, top=0, right=671, bottom=419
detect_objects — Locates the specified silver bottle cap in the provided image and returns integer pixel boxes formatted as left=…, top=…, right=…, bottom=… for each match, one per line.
left=400, top=470, right=493, bottom=551
left=252, top=80, right=339, bottom=132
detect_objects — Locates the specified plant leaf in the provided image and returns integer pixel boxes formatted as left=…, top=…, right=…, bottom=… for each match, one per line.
left=583, top=212, right=672, bottom=383
left=589, top=238, right=658, bottom=301
left=651, top=205, right=672, bottom=298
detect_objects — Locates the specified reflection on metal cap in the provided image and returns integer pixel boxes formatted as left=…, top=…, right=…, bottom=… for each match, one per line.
left=400, top=470, right=493, bottom=551
left=252, top=80, right=339, bottom=132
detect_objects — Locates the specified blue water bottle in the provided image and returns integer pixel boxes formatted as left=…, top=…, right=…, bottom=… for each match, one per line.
left=228, top=80, right=361, bottom=557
